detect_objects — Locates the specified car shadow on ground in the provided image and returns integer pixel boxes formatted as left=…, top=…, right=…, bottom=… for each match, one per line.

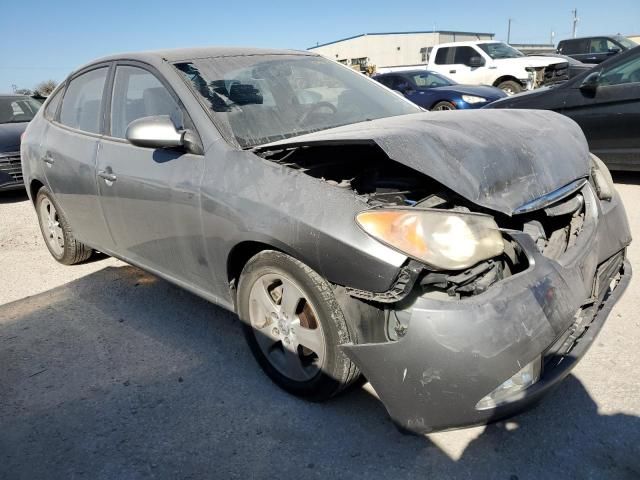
left=1, top=265, right=638, bottom=479
left=0, top=189, right=28, bottom=204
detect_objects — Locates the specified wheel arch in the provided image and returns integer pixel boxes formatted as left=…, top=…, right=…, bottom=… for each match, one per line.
left=492, top=75, right=524, bottom=87
left=29, top=178, right=46, bottom=205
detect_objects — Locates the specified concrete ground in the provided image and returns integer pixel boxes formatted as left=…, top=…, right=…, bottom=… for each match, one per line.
left=1, top=176, right=639, bottom=480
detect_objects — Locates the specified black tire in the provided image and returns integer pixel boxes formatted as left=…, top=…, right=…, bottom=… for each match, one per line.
left=237, top=250, right=360, bottom=401
left=496, top=80, right=523, bottom=95
left=431, top=101, right=456, bottom=111
left=35, top=186, right=93, bottom=265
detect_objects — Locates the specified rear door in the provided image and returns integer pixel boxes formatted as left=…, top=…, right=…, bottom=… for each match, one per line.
left=42, top=64, right=114, bottom=250
left=96, top=62, right=210, bottom=287
left=560, top=53, right=640, bottom=169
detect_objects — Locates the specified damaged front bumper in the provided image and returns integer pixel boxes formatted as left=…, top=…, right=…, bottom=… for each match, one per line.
left=342, top=188, right=631, bottom=434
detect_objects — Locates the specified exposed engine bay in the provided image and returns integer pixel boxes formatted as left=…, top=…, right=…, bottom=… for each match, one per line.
left=258, top=143, right=587, bottom=300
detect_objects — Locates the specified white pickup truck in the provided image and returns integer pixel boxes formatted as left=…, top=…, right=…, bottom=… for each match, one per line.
left=428, top=41, right=569, bottom=95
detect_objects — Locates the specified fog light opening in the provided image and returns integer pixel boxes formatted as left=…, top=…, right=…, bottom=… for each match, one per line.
left=475, top=356, right=542, bottom=410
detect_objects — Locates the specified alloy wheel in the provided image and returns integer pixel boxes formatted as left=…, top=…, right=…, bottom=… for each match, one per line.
left=248, top=273, right=326, bottom=382
left=38, top=197, right=64, bottom=256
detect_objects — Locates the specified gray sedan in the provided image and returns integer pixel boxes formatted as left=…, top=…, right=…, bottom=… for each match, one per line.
left=21, top=47, right=631, bottom=434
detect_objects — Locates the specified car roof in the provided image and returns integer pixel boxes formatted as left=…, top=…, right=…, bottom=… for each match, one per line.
left=74, top=46, right=316, bottom=73
left=559, top=35, right=625, bottom=42
left=376, top=70, right=436, bottom=76
left=435, top=40, right=499, bottom=48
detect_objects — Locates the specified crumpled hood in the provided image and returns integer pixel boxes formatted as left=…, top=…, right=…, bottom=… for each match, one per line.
left=256, top=110, right=591, bottom=215
left=0, top=122, right=28, bottom=152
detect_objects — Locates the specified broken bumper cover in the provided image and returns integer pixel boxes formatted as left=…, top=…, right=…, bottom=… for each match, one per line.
left=342, top=191, right=631, bottom=434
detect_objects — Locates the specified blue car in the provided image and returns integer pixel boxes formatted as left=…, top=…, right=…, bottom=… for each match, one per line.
left=373, top=70, right=507, bottom=110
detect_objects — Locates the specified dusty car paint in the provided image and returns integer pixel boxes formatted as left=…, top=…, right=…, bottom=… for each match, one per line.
left=21, top=47, right=632, bottom=434
left=255, top=109, right=591, bottom=215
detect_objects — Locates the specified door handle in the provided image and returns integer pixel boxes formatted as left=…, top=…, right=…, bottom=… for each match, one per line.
left=42, top=155, right=55, bottom=165
left=449, top=69, right=457, bottom=74
left=98, top=170, right=117, bottom=182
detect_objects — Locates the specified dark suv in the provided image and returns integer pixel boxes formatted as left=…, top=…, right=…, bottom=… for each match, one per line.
left=0, top=95, right=42, bottom=190
left=557, top=35, right=637, bottom=64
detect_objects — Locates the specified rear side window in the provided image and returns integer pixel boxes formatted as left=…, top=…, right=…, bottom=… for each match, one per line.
left=44, top=88, right=63, bottom=120
left=434, top=48, right=451, bottom=65
left=110, top=66, right=183, bottom=139
left=59, top=67, right=108, bottom=134
left=559, top=39, right=588, bottom=55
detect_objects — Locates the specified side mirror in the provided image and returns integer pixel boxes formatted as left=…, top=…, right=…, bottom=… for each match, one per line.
left=580, top=71, right=601, bottom=94
left=608, top=47, right=621, bottom=54
left=468, top=56, right=485, bottom=68
left=126, top=115, right=184, bottom=149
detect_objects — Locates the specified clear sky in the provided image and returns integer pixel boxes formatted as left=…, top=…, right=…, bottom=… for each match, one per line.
left=2, top=0, right=639, bottom=92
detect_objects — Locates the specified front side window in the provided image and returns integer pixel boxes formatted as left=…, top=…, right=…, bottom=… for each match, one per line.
left=599, top=55, right=640, bottom=86
left=110, top=66, right=182, bottom=139
left=411, top=72, right=455, bottom=87
left=453, top=47, right=478, bottom=65
left=589, top=38, right=618, bottom=54
left=174, top=55, right=419, bottom=148
left=0, top=96, right=41, bottom=124
left=477, top=42, right=524, bottom=59
left=59, top=67, right=108, bottom=133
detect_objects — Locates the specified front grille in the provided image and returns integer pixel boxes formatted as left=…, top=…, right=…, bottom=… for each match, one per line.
left=542, top=62, right=569, bottom=85
left=515, top=187, right=587, bottom=260
left=0, top=151, right=23, bottom=184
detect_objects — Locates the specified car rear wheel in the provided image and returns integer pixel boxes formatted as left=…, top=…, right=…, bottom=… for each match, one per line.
left=496, top=80, right=523, bottom=95
left=36, top=186, right=93, bottom=265
left=431, top=101, right=456, bottom=111
left=237, top=250, right=360, bottom=401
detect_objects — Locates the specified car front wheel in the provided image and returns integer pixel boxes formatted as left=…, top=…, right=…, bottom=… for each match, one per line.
left=497, top=80, right=523, bottom=95
left=431, top=101, right=456, bottom=111
left=237, top=251, right=360, bottom=401
left=35, top=186, right=93, bottom=265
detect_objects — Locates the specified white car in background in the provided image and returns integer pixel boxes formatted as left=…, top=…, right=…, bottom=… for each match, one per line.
left=428, top=41, right=569, bottom=95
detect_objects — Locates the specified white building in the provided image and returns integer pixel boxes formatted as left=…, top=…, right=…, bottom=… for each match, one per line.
left=308, top=30, right=495, bottom=72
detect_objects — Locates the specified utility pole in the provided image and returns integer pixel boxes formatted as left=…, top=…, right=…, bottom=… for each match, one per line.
left=507, top=18, right=513, bottom=43
left=550, top=30, right=555, bottom=45
left=572, top=9, right=579, bottom=38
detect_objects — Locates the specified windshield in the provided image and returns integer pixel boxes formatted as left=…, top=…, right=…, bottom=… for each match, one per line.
left=174, top=55, right=420, bottom=148
left=478, top=42, right=524, bottom=59
left=410, top=71, right=456, bottom=87
left=615, top=36, right=638, bottom=50
left=0, top=96, right=41, bottom=124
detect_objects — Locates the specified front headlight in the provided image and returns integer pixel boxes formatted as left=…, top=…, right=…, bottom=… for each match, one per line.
left=356, top=209, right=504, bottom=270
left=461, top=94, right=487, bottom=104
left=590, top=154, right=614, bottom=201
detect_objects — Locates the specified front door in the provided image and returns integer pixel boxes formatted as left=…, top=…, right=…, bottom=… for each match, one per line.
left=561, top=53, right=640, bottom=169
left=96, top=64, right=210, bottom=288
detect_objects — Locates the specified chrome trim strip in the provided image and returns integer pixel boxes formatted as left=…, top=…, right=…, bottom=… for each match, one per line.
left=514, top=178, right=588, bottom=215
